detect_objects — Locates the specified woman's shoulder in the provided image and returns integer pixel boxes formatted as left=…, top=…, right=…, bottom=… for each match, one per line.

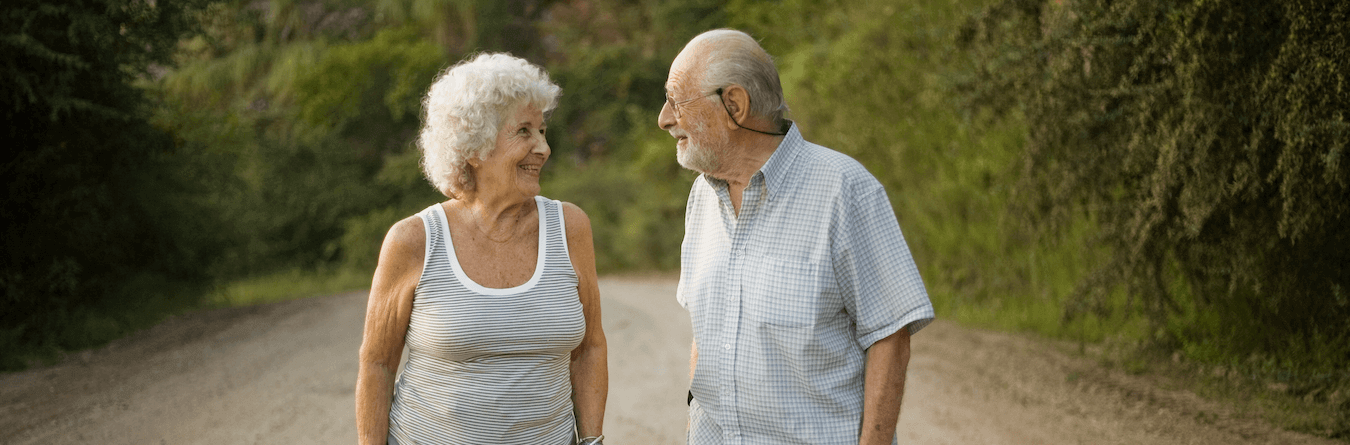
left=368, top=213, right=430, bottom=296
left=396, top=201, right=453, bottom=237
left=389, top=214, right=427, bottom=241
left=381, top=212, right=430, bottom=263
left=547, top=199, right=591, bottom=236
left=533, top=195, right=587, bottom=227
left=546, top=199, right=596, bottom=274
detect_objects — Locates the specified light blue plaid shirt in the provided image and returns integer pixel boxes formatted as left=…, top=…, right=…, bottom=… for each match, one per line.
left=678, top=124, right=935, bottom=445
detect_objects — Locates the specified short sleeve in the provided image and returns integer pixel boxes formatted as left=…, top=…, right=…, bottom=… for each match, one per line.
left=832, top=185, right=936, bottom=349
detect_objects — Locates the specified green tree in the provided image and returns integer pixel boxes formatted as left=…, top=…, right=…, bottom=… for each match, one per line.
left=533, top=0, right=724, bottom=271
left=155, top=0, right=447, bottom=278
left=152, top=0, right=725, bottom=276
left=2, top=0, right=217, bottom=367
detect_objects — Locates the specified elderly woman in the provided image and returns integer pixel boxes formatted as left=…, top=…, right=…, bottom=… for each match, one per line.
left=355, top=53, right=607, bottom=445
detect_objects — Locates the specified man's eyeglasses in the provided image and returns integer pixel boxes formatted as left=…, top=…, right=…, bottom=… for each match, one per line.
left=665, top=91, right=719, bottom=119
left=666, top=88, right=789, bottom=136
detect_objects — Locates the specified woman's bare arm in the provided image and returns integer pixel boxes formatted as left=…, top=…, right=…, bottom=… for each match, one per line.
left=355, top=216, right=425, bottom=445
left=563, top=202, right=608, bottom=439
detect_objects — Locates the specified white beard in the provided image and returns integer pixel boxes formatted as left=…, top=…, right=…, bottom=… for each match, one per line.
left=676, top=121, right=728, bottom=175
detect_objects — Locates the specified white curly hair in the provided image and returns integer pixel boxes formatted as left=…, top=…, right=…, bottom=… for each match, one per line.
left=418, top=53, right=561, bottom=197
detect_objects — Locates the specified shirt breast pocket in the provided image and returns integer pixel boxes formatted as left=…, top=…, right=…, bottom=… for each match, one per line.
left=743, top=254, right=829, bottom=329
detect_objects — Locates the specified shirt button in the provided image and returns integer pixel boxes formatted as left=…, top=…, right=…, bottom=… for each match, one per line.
left=723, top=344, right=731, bottom=350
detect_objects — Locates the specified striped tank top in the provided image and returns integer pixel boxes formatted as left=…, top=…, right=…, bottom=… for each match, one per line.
left=389, top=196, right=584, bottom=445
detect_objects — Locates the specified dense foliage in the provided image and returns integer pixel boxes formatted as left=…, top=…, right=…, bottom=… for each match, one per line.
left=2, top=0, right=216, bottom=367
left=151, top=0, right=723, bottom=278
left=960, top=0, right=1349, bottom=426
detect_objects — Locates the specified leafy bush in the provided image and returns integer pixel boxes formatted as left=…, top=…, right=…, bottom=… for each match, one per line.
left=959, top=0, right=1349, bottom=434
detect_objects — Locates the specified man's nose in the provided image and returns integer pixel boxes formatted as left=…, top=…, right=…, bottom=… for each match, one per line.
left=658, top=101, right=676, bottom=130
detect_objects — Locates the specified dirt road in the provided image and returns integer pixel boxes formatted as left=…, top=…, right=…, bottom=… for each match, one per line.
left=0, top=277, right=1336, bottom=444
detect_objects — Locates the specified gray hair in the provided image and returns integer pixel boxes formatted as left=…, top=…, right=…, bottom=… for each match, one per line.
left=418, top=53, right=561, bottom=196
left=688, top=29, right=789, bottom=128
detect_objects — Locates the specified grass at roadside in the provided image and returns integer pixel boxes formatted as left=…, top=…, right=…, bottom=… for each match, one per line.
left=207, top=267, right=371, bottom=308
left=1166, top=357, right=1349, bottom=440
left=935, top=288, right=1345, bottom=441
left=0, top=267, right=371, bottom=371
left=944, top=283, right=1349, bottom=441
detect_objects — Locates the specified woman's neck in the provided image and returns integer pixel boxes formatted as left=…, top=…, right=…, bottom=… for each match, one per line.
left=451, top=191, right=536, bottom=242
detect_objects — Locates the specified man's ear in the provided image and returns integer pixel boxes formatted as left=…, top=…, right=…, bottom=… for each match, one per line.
left=723, top=85, right=752, bottom=129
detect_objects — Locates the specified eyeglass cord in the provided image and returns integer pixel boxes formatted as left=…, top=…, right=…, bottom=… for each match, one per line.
left=714, top=88, right=789, bottom=136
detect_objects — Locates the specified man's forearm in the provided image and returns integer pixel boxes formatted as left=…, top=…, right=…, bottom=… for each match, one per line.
left=859, top=327, right=912, bottom=445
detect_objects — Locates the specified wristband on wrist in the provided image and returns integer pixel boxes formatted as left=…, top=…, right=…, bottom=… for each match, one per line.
left=578, top=434, right=604, bottom=445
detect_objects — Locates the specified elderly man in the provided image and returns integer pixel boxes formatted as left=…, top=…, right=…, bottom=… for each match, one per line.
left=658, top=29, right=936, bottom=445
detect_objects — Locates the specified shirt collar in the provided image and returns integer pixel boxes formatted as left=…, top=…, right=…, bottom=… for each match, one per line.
left=758, top=121, right=804, bottom=202
left=698, top=121, right=804, bottom=202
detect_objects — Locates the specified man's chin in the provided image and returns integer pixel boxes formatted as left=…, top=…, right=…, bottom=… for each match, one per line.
left=675, top=146, right=692, bottom=168
left=675, top=154, right=698, bottom=173
left=676, top=149, right=709, bottom=174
